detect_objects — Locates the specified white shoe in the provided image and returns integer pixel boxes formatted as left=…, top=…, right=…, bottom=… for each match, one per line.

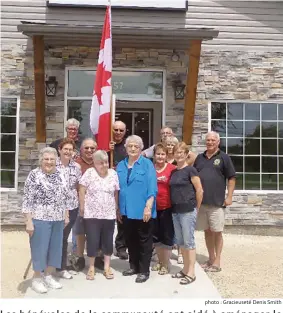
left=31, top=278, right=48, bottom=294
left=44, top=275, right=62, bottom=289
left=58, top=270, right=73, bottom=279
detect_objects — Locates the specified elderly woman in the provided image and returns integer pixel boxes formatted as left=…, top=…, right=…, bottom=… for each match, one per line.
left=117, top=135, right=157, bottom=283
left=151, top=143, right=176, bottom=275
left=170, top=142, right=203, bottom=285
left=56, top=138, right=81, bottom=279
left=22, top=147, right=69, bottom=294
left=165, top=136, right=179, bottom=165
left=79, top=150, right=119, bottom=280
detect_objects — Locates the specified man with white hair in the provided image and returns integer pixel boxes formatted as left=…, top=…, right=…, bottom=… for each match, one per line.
left=194, top=131, right=236, bottom=273
left=50, top=118, right=83, bottom=155
left=109, top=120, right=128, bottom=260
left=142, top=126, right=173, bottom=159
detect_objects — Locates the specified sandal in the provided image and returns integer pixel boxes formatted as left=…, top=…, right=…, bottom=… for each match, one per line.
left=86, top=267, right=95, bottom=280
left=151, top=263, right=162, bottom=271
left=205, top=265, right=222, bottom=273
left=177, top=255, right=183, bottom=264
left=172, top=270, right=186, bottom=278
left=158, top=266, right=169, bottom=275
left=180, top=275, right=196, bottom=285
left=103, top=268, right=114, bottom=279
left=201, top=260, right=212, bottom=269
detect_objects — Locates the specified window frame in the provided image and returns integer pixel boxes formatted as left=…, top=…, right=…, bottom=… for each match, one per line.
left=64, top=66, right=167, bottom=138
left=1, top=95, right=20, bottom=191
left=208, top=100, right=283, bottom=194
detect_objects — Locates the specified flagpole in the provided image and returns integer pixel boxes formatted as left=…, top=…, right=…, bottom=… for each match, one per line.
left=110, top=93, right=114, bottom=168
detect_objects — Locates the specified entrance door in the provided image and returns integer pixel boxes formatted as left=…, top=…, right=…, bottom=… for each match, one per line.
left=115, top=109, right=152, bottom=149
left=115, top=101, right=162, bottom=150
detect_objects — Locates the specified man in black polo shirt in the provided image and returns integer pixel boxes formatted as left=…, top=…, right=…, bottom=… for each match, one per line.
left=194, top=131, right=236, bottom=272
left=109, top=120, right=128, bottom=260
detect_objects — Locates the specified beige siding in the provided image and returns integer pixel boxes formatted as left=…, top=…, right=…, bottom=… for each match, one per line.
left=1, top=0, right=283, bottom=50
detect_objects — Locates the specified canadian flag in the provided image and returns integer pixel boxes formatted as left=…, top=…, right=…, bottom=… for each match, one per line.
left=90, top=4, right=112, bottom=151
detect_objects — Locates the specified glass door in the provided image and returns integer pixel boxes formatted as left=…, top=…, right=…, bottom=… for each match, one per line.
left=115, top=109, right=152, bottom=149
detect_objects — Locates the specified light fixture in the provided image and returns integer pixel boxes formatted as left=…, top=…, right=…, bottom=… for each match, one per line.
left=173, top=79, right=186, bottom=100
left=45, top=76, right=58, bottom=97
left=171, top=50, right=180, bottom=62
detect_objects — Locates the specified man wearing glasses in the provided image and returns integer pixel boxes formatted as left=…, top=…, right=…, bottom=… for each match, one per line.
left=71, top=138, right=97, bottom=271
left=50, top=118, right=83, bottom=156
left=109, top=120, right=128, bottom=260
left=142, top=126, right=174, bottom=159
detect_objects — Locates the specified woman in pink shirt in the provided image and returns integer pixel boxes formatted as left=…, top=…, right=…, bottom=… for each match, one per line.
left=79, top=150, right=120, bottom=281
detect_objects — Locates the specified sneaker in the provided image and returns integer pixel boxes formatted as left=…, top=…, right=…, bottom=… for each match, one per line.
left=44, top=275, right=62, bottom=289
left=58, top=270, right=73, bottom=279
left=115, top=251, right=129, bottom=260
left=31, top=277, right=48, bottom=294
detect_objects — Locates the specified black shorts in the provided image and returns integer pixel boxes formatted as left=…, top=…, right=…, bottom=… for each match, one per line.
left=84, top=218, right=115, bottom=257
left=153, top=208, right=174, bottom=248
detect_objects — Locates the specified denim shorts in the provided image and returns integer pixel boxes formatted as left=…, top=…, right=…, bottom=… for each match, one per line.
left=172, top=209, right=197, bottom=250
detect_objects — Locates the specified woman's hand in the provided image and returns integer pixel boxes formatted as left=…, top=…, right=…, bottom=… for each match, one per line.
left=116, top=209, right=122, bottom=224
left=64, top=215, right=70, bottom=228
left=143, top=207, right=151, bottom=222
left=79, top=208, right=84, bottom=217
left=26, top=220, right=34, bottom=236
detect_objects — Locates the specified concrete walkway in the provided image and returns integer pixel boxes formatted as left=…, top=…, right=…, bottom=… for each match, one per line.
left=25, top=253, right=221, bottom=298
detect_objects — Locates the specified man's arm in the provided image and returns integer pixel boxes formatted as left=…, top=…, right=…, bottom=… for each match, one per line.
left=142, top=144, right=155, bottom=158
left=225, top=177, right=236, bottom=206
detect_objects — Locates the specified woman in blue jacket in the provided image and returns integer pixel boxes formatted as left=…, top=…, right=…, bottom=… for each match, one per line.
left=116, top=135, right=157, bottom=283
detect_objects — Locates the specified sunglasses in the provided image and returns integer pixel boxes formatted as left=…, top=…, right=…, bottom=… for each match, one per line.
left=114, top=128, right=125, bottom=133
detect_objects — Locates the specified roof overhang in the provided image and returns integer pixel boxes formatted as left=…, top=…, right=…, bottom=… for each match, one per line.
left=17, top=21, right=219, bottom=49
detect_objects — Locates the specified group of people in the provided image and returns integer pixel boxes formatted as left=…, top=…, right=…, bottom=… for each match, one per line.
left=22, top=118, right=236, bottom=294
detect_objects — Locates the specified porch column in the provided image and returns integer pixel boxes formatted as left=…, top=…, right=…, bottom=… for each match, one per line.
left=33, top=35, right=46, bottom=142
left=182, top=40, right=202, bottom=145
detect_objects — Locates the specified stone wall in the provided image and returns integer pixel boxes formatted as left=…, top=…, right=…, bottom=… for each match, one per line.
left=1, top=44, right=283, bottom=226
left=1, top=43, right=188, bottom=224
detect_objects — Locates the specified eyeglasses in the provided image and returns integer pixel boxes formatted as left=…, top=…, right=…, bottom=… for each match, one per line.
left=114, top=128, right=125, bottom=133
left=84, top=146, right=96, bottom=150
left=127, top=144, right=140, bottom=149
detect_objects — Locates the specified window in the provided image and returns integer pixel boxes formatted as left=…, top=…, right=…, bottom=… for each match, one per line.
left=210, top=102, right=283, bottom=192
left=66, top=69, right=163, bottom=139
left=1, top=96, right=20, bottom=189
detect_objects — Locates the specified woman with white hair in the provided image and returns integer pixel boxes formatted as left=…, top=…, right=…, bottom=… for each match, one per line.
left=79, top=150, right=120, bottom=281
left=22, top=147, right=69, bottom=294
left=116, top=135, right=157, bottom=283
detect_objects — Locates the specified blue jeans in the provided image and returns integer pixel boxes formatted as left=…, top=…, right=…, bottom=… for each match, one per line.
left=172, top=209, right=197, bottom=250
left=30, top=219, right=64, bottom=272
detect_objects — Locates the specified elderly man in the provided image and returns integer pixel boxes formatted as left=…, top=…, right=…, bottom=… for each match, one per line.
left=109, top=120, right=128, bottom=260
left=142, top=126, right=173, bottom=159
left=50, top=118, right=83, bottom=155
left=71, top=138, right=97, bottom=271
left=194, top=131, right=236, bottom=273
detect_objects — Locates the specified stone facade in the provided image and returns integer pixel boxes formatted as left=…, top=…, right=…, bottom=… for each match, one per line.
left=1, top=43, right=283, bottom=226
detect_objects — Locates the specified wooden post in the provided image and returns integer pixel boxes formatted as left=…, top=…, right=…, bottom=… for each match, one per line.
left=182, top=40, right=202, bottom=145
left=33, top=35, right=46, bottom=142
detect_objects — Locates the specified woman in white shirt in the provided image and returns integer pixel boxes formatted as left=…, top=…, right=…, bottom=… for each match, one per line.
left=22, top=147, right=69, bottom=294
left=79, top=150, right=120, bottom=281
